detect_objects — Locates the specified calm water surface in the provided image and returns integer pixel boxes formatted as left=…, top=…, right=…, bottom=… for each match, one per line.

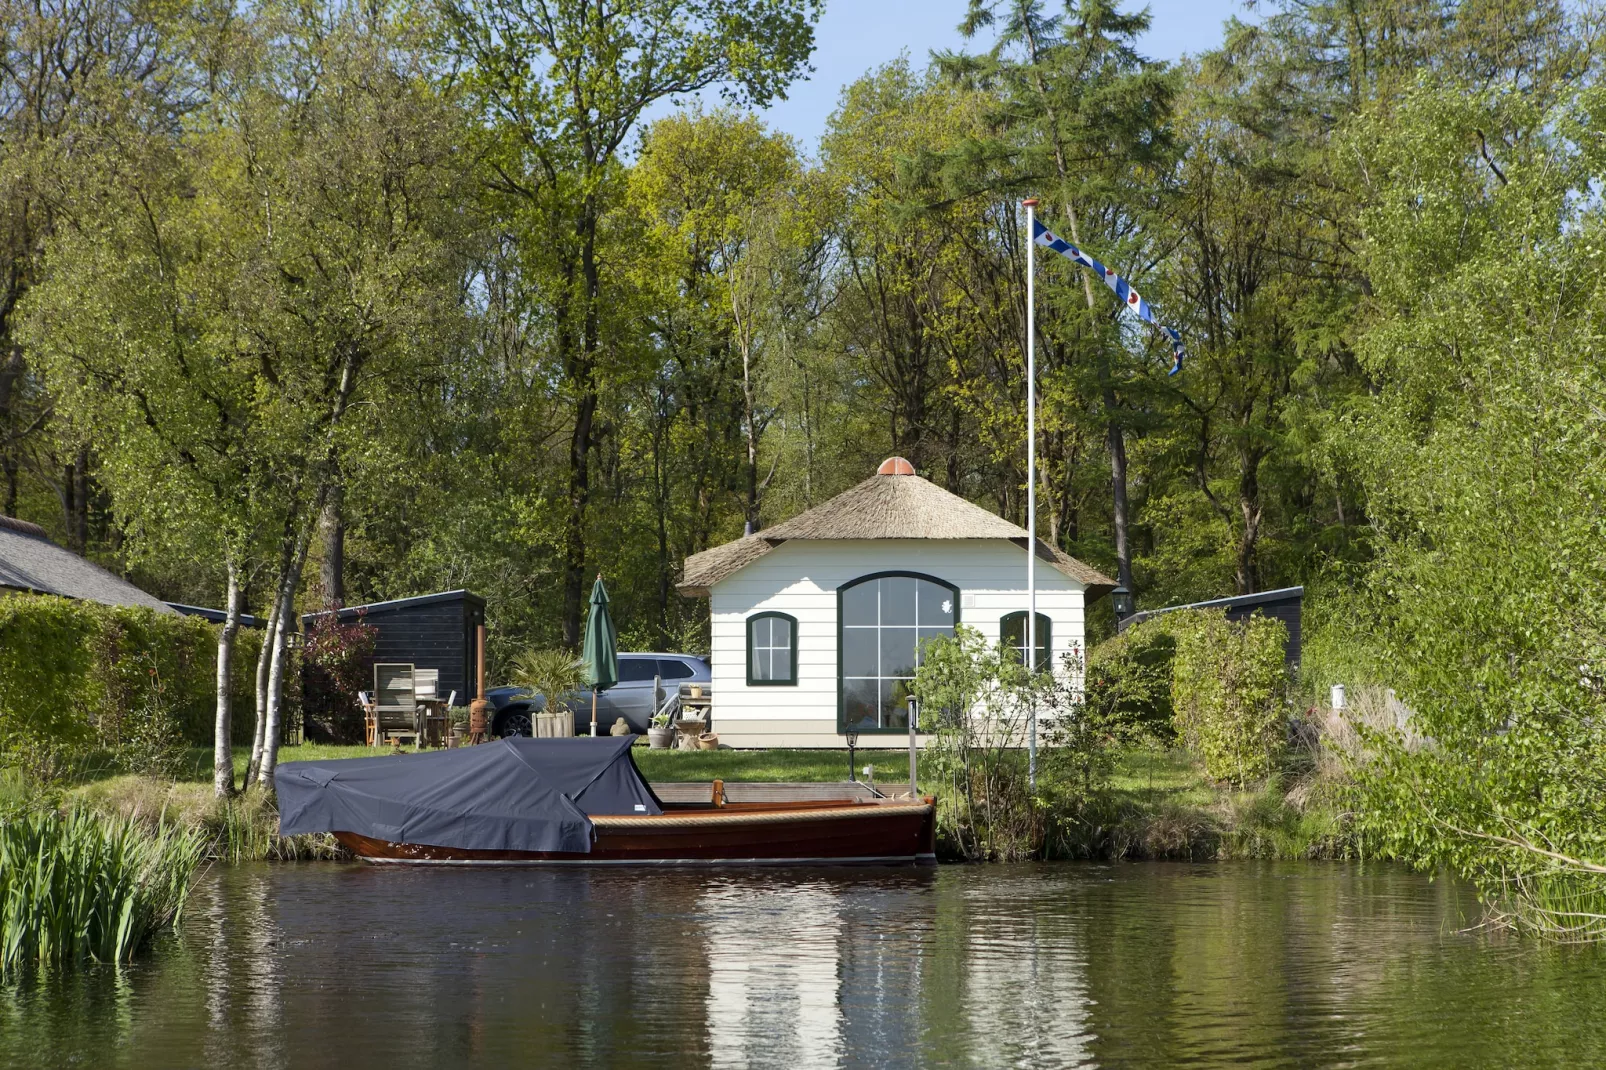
left=2, top=861, right=1603, bottom=1068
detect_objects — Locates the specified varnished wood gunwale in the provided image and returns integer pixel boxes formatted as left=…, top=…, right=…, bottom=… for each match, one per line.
left=333, top=797, right=937, bottom=866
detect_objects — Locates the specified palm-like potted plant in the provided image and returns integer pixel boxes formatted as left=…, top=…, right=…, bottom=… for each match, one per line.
left=508, top=649, right=586, bottom=736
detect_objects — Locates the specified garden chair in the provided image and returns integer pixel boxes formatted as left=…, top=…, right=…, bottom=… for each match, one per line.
left=358, top=691, right=379, bottom=747
left=373, top=663, right=420, bottom=749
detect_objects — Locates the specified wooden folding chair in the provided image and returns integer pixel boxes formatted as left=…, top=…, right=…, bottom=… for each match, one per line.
left=358, top=691, right=379, bottom=747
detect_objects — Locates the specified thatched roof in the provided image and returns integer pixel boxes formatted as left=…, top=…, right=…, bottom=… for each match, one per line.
left=679, top=462, right=1115, bottom=598
left=0, top=515, right=174, bottom=613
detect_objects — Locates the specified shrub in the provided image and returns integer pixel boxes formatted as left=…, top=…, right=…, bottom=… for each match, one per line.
left=1164, top=609, right=1290, bottom=786
left=1084, top=624, right=1177, bottom=741
left=0, top=595, right=96, bottom=778
left=300, top=608, right=378, bottom=743
left=912, top=626, right=1041, bottom=861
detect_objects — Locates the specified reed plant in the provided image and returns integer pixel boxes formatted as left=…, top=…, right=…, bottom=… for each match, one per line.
left=0, top=808, right=205, bottom=978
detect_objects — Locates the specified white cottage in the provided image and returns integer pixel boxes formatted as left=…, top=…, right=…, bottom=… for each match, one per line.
left=678, top=457, right=1116, bottom=748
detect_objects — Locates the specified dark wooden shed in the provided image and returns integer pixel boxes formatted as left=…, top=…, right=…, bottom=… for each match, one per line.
left=301, top=590, right=487, bottom=704
left=1117, top=586, right=1303, bottom=671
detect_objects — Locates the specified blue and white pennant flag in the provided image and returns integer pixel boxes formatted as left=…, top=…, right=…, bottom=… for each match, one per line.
left=1031, top=219, right=1185, bottom=375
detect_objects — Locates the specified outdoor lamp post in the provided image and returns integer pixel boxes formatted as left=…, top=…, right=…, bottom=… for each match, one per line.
left=1112, top=584, right=1135, bottom=623
left=845, top=729, right=858, bottom=782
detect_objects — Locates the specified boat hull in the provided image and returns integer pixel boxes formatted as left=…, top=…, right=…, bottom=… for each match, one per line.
left=333, top=799, right=937, bottom=866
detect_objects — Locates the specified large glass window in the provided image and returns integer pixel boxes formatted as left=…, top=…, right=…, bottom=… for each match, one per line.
left=747, top=613, right=797, bottom=685
left=839, top=573, right=958, bottom=731
left=1000, top=611, right=1052, bottom=672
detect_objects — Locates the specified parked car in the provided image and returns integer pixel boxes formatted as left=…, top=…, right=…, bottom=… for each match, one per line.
left=486, top=652, right=710, bottom=738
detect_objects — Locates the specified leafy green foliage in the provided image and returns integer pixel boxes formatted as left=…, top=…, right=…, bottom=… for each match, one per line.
left=912, top=626, right=1041, bottom=861
left=1084, top=626, right=1177, bottom=740
left=1333, top=74, right=1606, bottom=922
left=507, top=650, right=586, bottom=716
left=0, top=596, right=257, bottom=779
left=0, top=807, right=204, bottom=978
left=1149, top=610, right=1289, bottom=786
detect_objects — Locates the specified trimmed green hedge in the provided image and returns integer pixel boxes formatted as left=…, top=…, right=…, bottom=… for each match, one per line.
left=0, top=594, right=264, bottom=777
left=1091, top=608, right=1290, bottom=787
left=1161, top=609, right=1290, bottom=786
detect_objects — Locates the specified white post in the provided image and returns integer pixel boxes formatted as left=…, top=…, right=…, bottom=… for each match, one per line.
left=907, top=694, right=918, bottom=799
left=1024, top=198, right=1038, bottom=792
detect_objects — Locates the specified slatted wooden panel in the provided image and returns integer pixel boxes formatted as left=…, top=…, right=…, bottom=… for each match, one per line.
left=306, top=593, right=486, bottom=706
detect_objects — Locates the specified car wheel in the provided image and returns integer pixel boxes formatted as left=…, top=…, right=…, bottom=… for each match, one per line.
left=497, top=709, right=533, bottom=738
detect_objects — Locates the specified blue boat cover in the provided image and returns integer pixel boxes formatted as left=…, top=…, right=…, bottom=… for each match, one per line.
left=275, top=736, right=663, bottom=854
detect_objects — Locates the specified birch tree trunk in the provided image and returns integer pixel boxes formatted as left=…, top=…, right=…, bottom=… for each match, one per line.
left=214, top=561, right=244, bottom=798
left=256, top=521, right=315, bottom=790
left=246, top=592, right=280, bottom=786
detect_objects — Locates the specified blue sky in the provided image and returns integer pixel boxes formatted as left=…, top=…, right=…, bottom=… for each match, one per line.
left=747, top=0, right=1249, bottom=150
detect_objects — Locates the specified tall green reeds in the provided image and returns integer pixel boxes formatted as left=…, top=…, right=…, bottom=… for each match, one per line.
left=0, top=808, right=205, bottom=978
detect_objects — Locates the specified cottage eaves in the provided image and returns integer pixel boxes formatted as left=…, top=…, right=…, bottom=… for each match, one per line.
left=678, top=469, right=1116, bottom=599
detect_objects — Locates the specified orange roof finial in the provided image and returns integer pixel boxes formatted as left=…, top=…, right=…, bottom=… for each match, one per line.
left=877, top=457, right=915, bottom=476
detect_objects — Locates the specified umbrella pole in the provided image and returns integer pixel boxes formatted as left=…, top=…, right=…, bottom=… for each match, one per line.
left=590, top=692, right=597, bottom=737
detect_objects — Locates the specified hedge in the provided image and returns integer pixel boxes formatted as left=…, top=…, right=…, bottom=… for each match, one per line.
left=1090, top=607, right=1290, bottom=787
left=0, top=594, right=265, bottom=777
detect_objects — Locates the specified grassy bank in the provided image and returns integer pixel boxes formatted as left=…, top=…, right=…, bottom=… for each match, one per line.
left=51, top=741, right=1346, bottom=865
left=1046, top=748, right=1352, bottom=861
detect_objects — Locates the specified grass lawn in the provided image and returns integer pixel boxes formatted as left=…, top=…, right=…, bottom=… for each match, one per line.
left=99, top=742, right=1215, bottom=795
left=1107, top=747, right=1224, bottom=809
left=151, top=742, right=866, bottom=784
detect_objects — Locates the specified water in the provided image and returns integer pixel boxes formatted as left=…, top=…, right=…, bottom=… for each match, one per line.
left=2, top=861, right=1603, bottom=1068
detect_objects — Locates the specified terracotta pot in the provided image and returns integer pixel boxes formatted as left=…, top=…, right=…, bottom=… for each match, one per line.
left=697, top=732, right=719, bottom=751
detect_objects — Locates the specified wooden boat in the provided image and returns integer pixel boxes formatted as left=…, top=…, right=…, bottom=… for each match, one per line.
left=277, top=738, right=936, bottom=866
left=334, top=792, right=937, bottom=866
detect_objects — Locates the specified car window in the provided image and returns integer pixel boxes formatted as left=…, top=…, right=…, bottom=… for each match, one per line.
left=617, top=658, right=658, bottom=683
left=658, top=658, right=696, bottom=680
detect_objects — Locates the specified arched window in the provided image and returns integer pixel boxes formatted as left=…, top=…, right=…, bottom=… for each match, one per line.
left=1000, top=611, right=1052, bottom=672
left=747, top=612, right=797, bottom=686
left=838, top=572, right=959, bottom=732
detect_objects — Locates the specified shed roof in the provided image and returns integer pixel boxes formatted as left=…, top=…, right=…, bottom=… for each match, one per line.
left=299, top=588, right=486, bottom=626
left=679, top=462, right=1115, bottom=598
left=0, top=516, right=173, bottom=613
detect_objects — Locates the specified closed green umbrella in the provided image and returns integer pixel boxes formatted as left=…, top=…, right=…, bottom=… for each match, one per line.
left=581, top=574, right=618, bottom=736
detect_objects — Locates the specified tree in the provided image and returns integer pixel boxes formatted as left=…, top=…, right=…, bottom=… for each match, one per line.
left=432, top=0, right=820, bottom=646
left=22, top=0, right=472, bottom=794
left=1339, top=69, right=1606, bottom=928
left=938, top=0, right=1177, bottom=596
left=0, top=0, right=196, bottom=539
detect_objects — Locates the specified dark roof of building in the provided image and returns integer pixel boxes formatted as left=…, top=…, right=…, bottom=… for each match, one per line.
left=0, top=515, right=173, bottom=613
left=1121, top=586, right=1304, bottom=628
left=678, top=460, right=1115, bottom=599
left=300, top=588, right=486, bottom=625
left=167, top=603, right=268, bottom=628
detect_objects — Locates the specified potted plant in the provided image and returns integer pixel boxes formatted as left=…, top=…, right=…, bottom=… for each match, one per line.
left=509, top=649, right=586, bottom=736
left=648, top=710, right=674, bottom=750
left=447, top=706, right=470, bottom=747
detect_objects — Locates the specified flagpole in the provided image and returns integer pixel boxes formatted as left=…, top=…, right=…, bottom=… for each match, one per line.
left=1023, top=197, right=1038, bottom=793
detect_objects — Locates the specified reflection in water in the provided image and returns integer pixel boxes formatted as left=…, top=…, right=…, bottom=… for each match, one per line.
left=1, top=862, right=1604, bottom=1069
left=704, top=880, right=843, bottom=1067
